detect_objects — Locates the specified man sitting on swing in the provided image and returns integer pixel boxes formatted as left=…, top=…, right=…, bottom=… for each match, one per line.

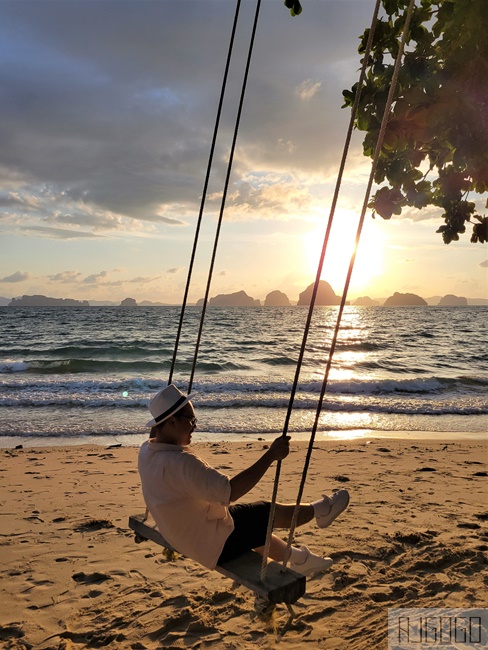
left=138, top=384, right=350, bottom=576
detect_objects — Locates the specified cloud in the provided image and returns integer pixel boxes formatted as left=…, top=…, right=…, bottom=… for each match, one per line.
left=137, top=214, right=185, bottom=225
left=220, top=174, right=317, bottom=221
left=98, top=280, right=124, bottom=287
left=0, top=192, right=38, bottom=209
left=0, top=271, right=30, bottom=283
left=0, top=1, right=374, bottom=232
left=128, top=275, right=160, bottom=284
left=53, top=212, right=125, bottom=231
left=82, top=271, right=108, bottom=284
left=55, top=207, right=185, bottom=228
left=79, top=270, right=129, bottom=288
left=295, top=79, right=322, bottom=101
left=0, top=3, right=481, bottom=303
left=480, top=259, right=488, bottom=268
left=47, top=271, right=82, bottom=283
left=45, top=270, right=160, bottom=288
left=218, top=270, right=227, bottom=276
left=277, top=139, right=296, bottom=154
left=21, top=225, right=102, bottom=239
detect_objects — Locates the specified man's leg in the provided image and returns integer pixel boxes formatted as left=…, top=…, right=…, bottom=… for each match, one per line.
left=252, top=492, right=350, bottom=575
left=254, top=534, right=333, bottom=575
left=251, top=503, right=313, bottom=561
left=254, top=534, right=289, bottom=562
left=271, top=490, right=350, bottom=530
left=273, top=503, right=314, bottom=529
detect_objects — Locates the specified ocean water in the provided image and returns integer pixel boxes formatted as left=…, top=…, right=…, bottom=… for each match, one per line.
left=0, top=305, right=486, bottom=446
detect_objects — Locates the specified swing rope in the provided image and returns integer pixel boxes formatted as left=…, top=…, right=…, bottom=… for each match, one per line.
left=259, top=0, right=382, bottom=578
left=260, top=0, right=416, bottom=579
left=187, top=0, right=262, bottom=394
left=162, top=0, right=415, bottom=591
left=168, top=0, right=243, bottom=386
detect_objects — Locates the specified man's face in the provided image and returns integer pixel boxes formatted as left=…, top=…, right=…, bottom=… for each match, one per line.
left=173, top=402, right=197, bottom=446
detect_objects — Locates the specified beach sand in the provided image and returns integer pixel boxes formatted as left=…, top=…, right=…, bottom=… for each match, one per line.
left=1, top=438, right=487, bottom=649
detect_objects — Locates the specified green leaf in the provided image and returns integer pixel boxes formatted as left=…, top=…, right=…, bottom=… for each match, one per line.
left=284, top=0, right=302, bottom=16
left=342, top=89, right=355, bottom=108
left=290, top=1, right=302, bottom=17
left=471, top=217, right=488, bottom=244
left=341, top=0, right=487, bottom=244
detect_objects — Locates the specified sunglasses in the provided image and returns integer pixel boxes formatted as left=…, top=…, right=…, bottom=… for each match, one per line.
left=178, top=414, right=198, bottom=427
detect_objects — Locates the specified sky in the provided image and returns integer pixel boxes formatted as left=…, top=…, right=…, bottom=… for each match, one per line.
left=0, top=0, right=486, bottom=305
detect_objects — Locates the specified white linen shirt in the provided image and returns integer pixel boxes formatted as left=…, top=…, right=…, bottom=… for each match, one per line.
left=138, top=440, right=234, bottom=569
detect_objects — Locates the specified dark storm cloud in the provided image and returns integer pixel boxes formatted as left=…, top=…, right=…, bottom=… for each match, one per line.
left=0, top=1, right=372, bottom=229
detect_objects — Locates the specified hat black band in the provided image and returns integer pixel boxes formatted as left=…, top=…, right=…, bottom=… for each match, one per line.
left=154, top=395, right=187, bottom=424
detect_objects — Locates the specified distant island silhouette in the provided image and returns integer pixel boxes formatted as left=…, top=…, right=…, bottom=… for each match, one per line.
left=2, top=290, right=483, bottom=307
left=351, top=296, right=379, bottom=306
left=297, top=281, right=340, bottom=306
left=264, top=290, right=290, bottom=306
left=384, top=292, right=428, bottom=306
left=8, top=295, right=89, bottom=307
left=197, top=290, right=260, bottom=307
left=437, top=294, right=468, bottom=306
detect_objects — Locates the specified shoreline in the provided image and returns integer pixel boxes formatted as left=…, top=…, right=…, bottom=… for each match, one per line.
left=1, top=427, right=486, bottom=449
left=1, top=438, right=486, bottom=648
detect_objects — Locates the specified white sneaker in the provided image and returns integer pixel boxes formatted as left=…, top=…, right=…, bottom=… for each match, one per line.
left=290, top=545, right=333, bottom=576
left=313, top=489, right=350, bottom=528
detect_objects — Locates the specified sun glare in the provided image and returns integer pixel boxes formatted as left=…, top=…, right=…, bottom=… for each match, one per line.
left=303, top=210, right=384, bottom=295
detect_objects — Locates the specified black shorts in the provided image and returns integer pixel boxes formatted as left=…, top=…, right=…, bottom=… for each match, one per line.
left=218, top=501, right=271, bottom=564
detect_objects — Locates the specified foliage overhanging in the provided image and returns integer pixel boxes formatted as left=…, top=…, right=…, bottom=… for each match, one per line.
left=341, top=0, right=488, bottom=244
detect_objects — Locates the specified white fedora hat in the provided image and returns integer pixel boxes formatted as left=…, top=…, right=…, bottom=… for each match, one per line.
left=146, top=384, right=191, bottom=427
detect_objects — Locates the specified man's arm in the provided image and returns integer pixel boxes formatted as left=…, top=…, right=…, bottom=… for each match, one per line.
left=229, top=436, right=290, bottom=502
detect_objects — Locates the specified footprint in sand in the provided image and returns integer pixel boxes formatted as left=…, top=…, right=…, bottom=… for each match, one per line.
left=82, top=589, right=105, bottom=599
left=332, top=475, right=350, bottom=482
left=0, top=623, right=25, bottom=643
left=74, top=519, right=114, bottom=532
left=457, top=522, right=481, bottom=530
left=72, top=571, right=111, bottom=584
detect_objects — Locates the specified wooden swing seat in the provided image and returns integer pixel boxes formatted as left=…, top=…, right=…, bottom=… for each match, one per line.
left=128, top=514, right=306, bottom=604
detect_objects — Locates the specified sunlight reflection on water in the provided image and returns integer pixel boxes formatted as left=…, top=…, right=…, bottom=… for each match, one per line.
left=1, top=306, right=486, bottom=443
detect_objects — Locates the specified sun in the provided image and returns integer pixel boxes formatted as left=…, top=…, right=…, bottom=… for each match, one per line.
left=302, top=209, right=385, bottom=296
